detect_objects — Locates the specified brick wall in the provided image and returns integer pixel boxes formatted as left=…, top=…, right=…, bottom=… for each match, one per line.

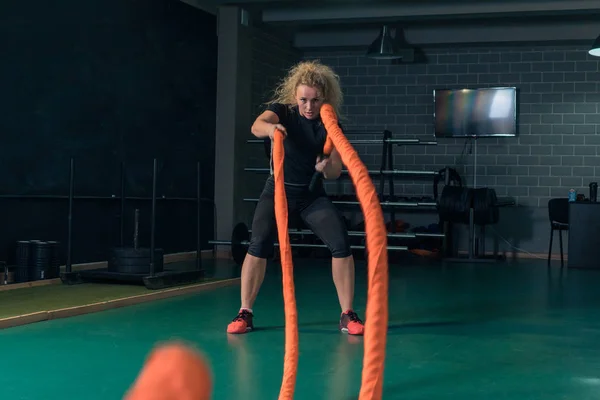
left=303, top=44, right=600, bottom=254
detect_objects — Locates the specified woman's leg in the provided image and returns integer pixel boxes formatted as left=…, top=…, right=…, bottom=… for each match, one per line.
left=331, top=255, right=355, bottom=312
left=300, top=196, right=364, bottom=335
left=227, top=180, right=276, bottom=334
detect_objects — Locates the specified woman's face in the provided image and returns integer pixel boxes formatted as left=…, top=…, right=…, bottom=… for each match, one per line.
left=295, top=85, right=324, bottom=120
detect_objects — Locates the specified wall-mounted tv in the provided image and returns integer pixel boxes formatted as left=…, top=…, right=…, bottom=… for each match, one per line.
left=433, top=87, right=518, bottom=138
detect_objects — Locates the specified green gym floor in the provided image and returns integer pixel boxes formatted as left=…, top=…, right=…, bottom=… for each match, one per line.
left=1, top=257, right=600, bottom=399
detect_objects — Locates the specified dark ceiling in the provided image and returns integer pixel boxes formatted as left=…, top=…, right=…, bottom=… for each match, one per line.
left=181, top=0, right=600, bottom=49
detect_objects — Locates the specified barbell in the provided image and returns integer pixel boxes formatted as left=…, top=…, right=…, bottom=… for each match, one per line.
left=249, top=228, right=444, bottom=239
left=255, top=138, right=437, bottom=160
left=248, top=138, right=438, bottom=146
left=244, top=167, right=439, bottom=177
left=208, top=222, right=413, bottom=265
left=243, top=198, right=438, bottom=208
left=243, top=186, right=500, bottom=225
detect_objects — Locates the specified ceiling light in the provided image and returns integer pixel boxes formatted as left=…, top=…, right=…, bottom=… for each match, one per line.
left=589, top=34, right=600, bottom=57
left=366, top=25, right=402, bottom=60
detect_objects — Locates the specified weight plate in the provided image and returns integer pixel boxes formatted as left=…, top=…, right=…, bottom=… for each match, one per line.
left=111, top=247, right=164, bottom=258
left=438, top=186, right=472, bottom=224
left=472, top=188, right=499, bottom=226
left=108, top=247, right=165, bottom=274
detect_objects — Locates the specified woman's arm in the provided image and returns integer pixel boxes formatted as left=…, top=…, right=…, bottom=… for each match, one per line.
left=251, top=110, right=278, bottom=138
left=322, top=148, right=343, bottom=180
left=251, top=109, right=287, bottom=139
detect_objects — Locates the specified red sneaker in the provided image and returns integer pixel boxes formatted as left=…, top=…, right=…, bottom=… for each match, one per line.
left=339, top=310, right=364, bottom=335
left=226, top=309, right=254, bottom=334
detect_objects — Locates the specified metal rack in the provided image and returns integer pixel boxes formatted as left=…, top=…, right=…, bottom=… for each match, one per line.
left=243, top=130, right=518, bottom=263
left=227, top=129, right=453, bottom=259
left=67, top=158, right=207, bottom=288
left=0, top=158, right=209, bottom=289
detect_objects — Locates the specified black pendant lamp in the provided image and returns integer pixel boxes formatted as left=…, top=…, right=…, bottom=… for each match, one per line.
left=589, top=34, right=600, bottom=57
left=366, top=25, right=403, bottom=60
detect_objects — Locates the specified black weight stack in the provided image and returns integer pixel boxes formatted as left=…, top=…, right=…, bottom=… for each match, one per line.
left=105, top=208, right=165, bottom=275
left=31, top=241, right=51, bottom=280
left=46, top=241, right=61, bottom=279
left=15, top=240, right=31, bottom=283
left=107, top=247, right=164, bottom=274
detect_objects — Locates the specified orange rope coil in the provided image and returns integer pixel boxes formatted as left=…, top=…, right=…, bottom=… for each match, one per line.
left=124, top=104, right=388, bottom=400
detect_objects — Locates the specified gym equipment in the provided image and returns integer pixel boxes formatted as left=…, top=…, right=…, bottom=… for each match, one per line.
left=251, top=228, right=445, bottom=239
left=438, top=186, right=473, bottom=224
left=0, top=194, right=209, bottom=201
left=13, top=240, right=61, bottom=282
left=15, top=240, right=30, bottom=283
left=248, top=137, right=438, bottom=145
left=372, top=131, right=444, bottom=241
left=442, top=186, right=513, bottom=264
left=108, top=247, right=165, bottom=274
left=472, top=187, right=499, bottom=226
left=60, top=158, right=206, bottom=290
left=106, top=209, right=165, bottom=275
left=30, top=240, right=51, bottom=281
left=241, top=178, right=510, bottom=264
left=243, top=197, right=438, bottom=208
left=209, top=222, right=409, bottom=266
left=437, top=186, right=500, bottom=226
left=240, top=128, right=516, bottom=264
left=433, top=167, right=463, bottom=201
left=0, top=158, right=212, bottom=286
left=245, top=167, right=438, bottom=176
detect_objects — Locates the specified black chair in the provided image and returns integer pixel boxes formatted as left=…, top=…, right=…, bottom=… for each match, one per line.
left=547, top=198, right=569, bottom=267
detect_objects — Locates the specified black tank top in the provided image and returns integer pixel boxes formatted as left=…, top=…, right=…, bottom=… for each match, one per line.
left=265, top=103, right=334, bottom=186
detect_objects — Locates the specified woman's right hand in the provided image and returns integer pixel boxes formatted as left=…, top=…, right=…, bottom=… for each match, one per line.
left=270, top=123, right=287, bottom=139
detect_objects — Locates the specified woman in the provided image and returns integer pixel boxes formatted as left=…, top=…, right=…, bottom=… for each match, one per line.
left=226, top=60, right=364, bottom=336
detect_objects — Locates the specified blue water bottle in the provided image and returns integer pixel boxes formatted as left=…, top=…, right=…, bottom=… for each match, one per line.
left=568, top=188, right=577, bottom=202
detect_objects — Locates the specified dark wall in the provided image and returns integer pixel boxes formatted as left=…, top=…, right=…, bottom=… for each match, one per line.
left=239, top=29, right=301, bottom=225
left=251, top=31, right=302, bottom=118
left=0, top=0, right=217, bottom=265
left=302, top=45, right=600, bottom=254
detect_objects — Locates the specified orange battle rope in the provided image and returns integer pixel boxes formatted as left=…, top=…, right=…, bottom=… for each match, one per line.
left=272, top=118, right=300, bottom=399
left=273, top=104, right=389, bottom=399
left=123, top=104, right=388, bottom=400
left=322, top=104, right=388, bottom=399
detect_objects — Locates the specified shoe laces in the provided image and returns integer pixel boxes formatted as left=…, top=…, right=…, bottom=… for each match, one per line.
left=232, top=309, right=251, bottom=322
left=345, top=310, right=363, bottom=324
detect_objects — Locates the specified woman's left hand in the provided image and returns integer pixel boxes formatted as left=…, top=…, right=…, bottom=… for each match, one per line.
left=315, top=155, right=330, bottom=173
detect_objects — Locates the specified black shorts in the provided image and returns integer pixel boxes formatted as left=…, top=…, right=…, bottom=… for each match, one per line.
left=247, top=176, right=352, bottom=259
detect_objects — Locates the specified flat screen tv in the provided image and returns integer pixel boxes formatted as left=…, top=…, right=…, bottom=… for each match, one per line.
left=433, top=87, right=517, bottom=138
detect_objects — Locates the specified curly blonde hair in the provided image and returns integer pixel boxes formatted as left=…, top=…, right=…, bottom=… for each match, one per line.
left=267, top=60, right=344, bottom=119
